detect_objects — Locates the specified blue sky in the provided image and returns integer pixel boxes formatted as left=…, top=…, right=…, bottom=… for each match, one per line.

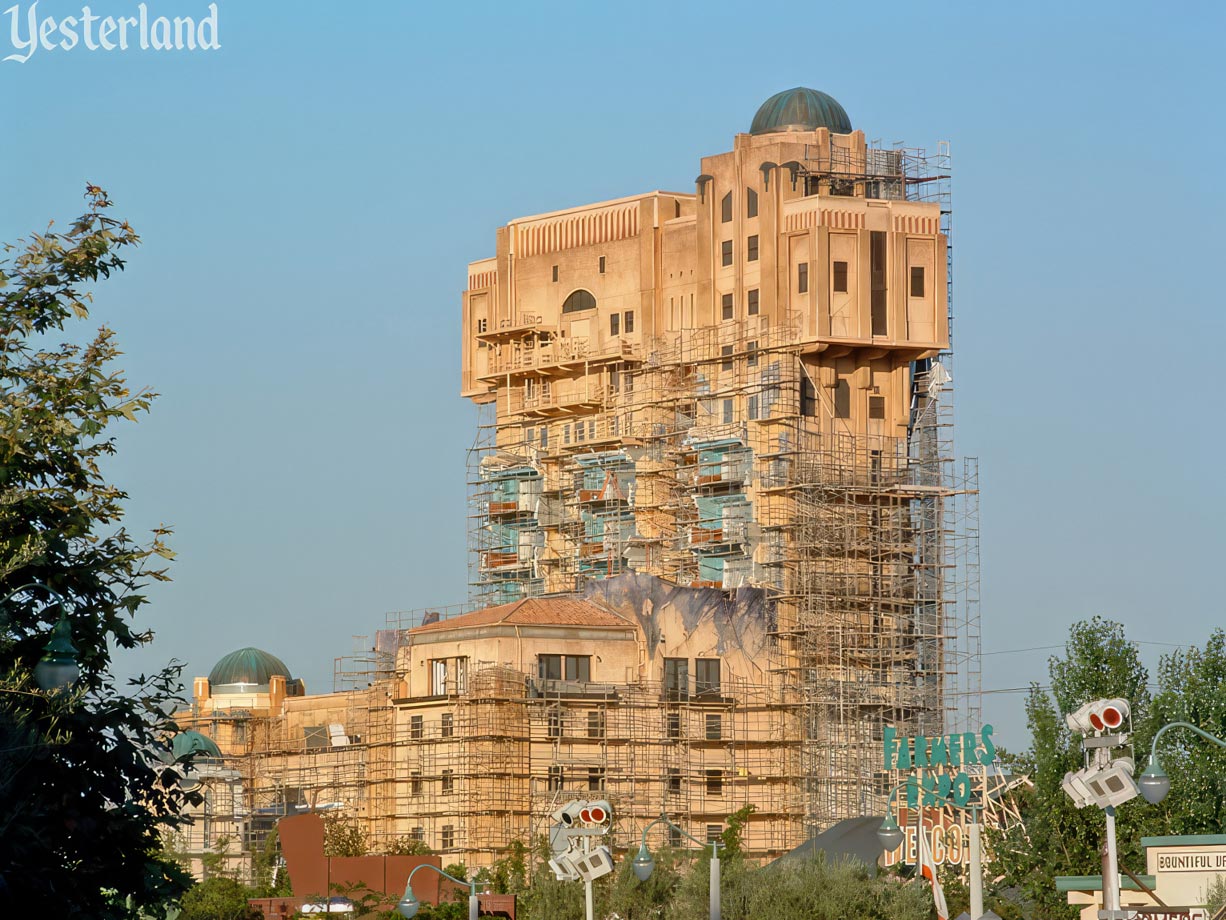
left=2, top=0, right=1223, bottom=746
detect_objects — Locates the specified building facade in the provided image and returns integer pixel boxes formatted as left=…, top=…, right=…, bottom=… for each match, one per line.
left=462, top=87, right=980, bottom=832
left=172, top=86, right=982, bottom=878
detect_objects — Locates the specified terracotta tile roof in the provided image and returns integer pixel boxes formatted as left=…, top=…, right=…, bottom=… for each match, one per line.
left=409, top=597, right=632, bottom=634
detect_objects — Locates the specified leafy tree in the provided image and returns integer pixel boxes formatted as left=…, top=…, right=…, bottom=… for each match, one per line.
left=322, top=812, right=368, bottom=857
left=0, top=187, right=192, bottom=915
left=474, top=840, right=526, bottom=894
left=251, top=826, right=293, bottom=897
left=387, top=835, right=434, bottom=856
left=178, top=877, right=260, bottom=920
left=1143, top=629, right=1226, bottom=836
left=988, top=616, right=1151, bottom=919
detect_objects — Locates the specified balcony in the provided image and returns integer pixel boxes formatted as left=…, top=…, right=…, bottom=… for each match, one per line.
left=480, top=552, right=529, bottom=571
left=480, top=337, right=642, bottom=381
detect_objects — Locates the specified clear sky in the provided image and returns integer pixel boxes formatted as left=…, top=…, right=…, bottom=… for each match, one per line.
left=2, top=0, right=1223, bottom=747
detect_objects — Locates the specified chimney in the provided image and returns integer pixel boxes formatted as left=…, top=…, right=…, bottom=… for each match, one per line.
left=269, top=674, right=287, bottom=712
left=193, top=676, right=210, bottom=702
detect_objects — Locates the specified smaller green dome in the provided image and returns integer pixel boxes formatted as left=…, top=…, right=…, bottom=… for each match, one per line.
left=172, top=730, right=221, bottom=760
left=750, top=87, right=852, bottom=136
left=209, top=647, right=293, bottom=689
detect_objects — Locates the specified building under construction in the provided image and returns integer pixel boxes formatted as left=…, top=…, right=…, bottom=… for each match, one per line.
left=172, top=87, right=984, bottom=878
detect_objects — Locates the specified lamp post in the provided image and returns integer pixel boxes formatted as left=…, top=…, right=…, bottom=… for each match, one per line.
left=396, top=863, right=479, bottom=920
left=0, top=582, right=80, bottom=692
left=1139, top=721, right=1226, bottom=805
left=876, top=780, right=986, bottom=920
left=633, top=813, right=723, bottom=920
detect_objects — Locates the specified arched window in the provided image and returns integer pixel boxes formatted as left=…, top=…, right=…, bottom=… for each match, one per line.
left=562, top=289, right=596, bottom=313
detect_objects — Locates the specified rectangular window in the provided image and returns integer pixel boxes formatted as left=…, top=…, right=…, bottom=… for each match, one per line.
left=668, top=826, right=683, bottom=847
left=588, top=420, right=595, bottom=440
left=695, top=658, right=721, bottom=695
left=910, top=266, right=925, bottom=297
left=431, top=660, right=447, bottom=696
left=721, top=240, right=733, bottom=266
left=411, top=827, right=424, bottom=842
left=834, top=379, right=851, bottom=419
left=833, top=261, right=848, bottom=293
left=706, top=770, right=723, bottom=796
left=547, top=707, right=561, bottom=739
left=869, top=396, right=886, bottom=420
left=721, top=293, right=733, bottom=320
left=668, top=768, right=682, bottom=795
left=564, top=424, right=571, bottom=445
left=587, top=710, right=606, bottom=739
left=588, top=767, right=605, bottom=791
left=707, top=825, right=723, bottom=843
left=539, top=654, right=591, bottom=682
left=747, top=235, right=759, bottom=262
left=665, top=659, right=689, bottom=699
left=540, top=426, right=548, bottom=448
left=705, top=713, right=722, bottom=740
left=747, top=288, right=759, bottom=315
left=624, top=311, right=634, bottom=333
left=441, top=825, right=454, bottom=850
left=304, top=725, right=329, bottom=750
left=552, top=265, right=559, bottom=282
left=722, top=399, right=733, bottom=424
left=871, top=231, right=887, bottom=336
left=410, top=715, right=423, bottom=740
left=576, top=422, right=585, bottom=442
left=610, top=313, right=619, bottom=336
left=410, top=770, right=422, bottom=796
left=801, top=377, right=817, bottom=418
left=746, top=341, right=758, bottom=368
left=548, top=765, right=564, bottom=791
left=667, top=712, right=681, bottom=739
left=797, top=262, right=809, bottom=294
left=721, top=345, right=734, bottom=371
left=441, top=769, right=454, bottom=793
left=721, top=192, right=732, bottom=223
left=747, top=188, right=758, bottom=219
left=476, top=318, right=487, bottom=334
left=441, top=713, right=453, bottom=738
left=748, top=395, right=759, bottom=420
left=429, top=658, right=468, bottom=696
left=599, top=255, right=607, bottom=274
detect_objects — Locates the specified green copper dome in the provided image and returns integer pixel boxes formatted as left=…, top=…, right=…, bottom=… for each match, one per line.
left=171, top=730, right=221, bottom=760
left=750, top=87, right=852, bottom=136
left=208, top=647, right=292, bottom=689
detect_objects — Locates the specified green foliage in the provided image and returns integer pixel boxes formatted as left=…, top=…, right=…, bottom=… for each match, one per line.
left=718, top=803, right=755, bottom=859
left=386, top=835, right=433, bottom=856
left=251, top=827, right=292, bottom=897
left=988, top=617, right=1152, bottom=919
left=666, top=854, right=929, bottom=920
left=1143, top=629, right=1226, bottom=836
left=475, top=840, right=527, bottom=894
left=0, top=187, right=193, bottom=915
left=178, top=877, right=260, bottom=920
left=322, top=812, right=368, bottom=857
left=1205, top=874, right=1226, bottom=914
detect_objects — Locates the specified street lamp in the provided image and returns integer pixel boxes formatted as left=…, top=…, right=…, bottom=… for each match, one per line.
left=396, top=863, right=479, bottom=920
left=1, top=582, right=79, bottom=692
left=633, top=814, right=723, bottom=920
left=1139, top=721, right=1226, bottom=805
left=876, top=780, right=986, bottom=920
